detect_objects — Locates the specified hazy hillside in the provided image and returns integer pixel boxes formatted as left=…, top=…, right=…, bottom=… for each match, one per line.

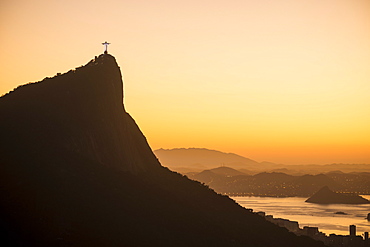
left=154, top=148, right=267, bottom=172
left=0, top=54, right=325, bottom=247
left=208, top=166, right=247, bottom=177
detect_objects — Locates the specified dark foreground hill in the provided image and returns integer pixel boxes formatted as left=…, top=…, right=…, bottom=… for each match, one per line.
left=0, top=54, right=325, bottom=247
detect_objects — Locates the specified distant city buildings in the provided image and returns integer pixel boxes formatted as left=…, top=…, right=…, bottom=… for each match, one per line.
left=250, top=208, right=370, bottom=247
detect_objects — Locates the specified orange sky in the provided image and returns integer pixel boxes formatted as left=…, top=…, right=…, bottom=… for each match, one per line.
left=1, top=0, right=369, bottom=165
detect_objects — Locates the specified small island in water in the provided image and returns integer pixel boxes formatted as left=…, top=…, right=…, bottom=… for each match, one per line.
left=306, top=186, right=370, bottom=204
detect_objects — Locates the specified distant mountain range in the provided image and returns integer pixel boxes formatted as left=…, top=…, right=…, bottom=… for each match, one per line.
left=0, top=54, right=325, bottom=246
left=154, top=148, right=370, bottom=175
left=154, top=148, right=274, bottom=173
left=185, top=166, right=370, bottom=197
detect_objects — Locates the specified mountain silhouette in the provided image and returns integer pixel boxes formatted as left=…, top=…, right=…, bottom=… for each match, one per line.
left=154, top=148, right=263, bottom=172
left=208, top=166, right=247, bottom=177
left=1, top=54, right=159, bottom=173
left=0, top=54, right=326, bottom=246
left=306, top=186, right=370, bottom=204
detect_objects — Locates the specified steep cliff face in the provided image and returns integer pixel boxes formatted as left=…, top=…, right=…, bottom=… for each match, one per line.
left=0, top=54, right=160, bottom=173
left=0, top=54, right=326, bottom=247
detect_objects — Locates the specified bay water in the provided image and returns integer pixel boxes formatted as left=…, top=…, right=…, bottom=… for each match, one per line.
left=233, top=195, right=370, bottom=236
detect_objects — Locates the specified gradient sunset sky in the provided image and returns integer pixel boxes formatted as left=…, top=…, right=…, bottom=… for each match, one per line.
left=1, top=0, right=369, bottom=165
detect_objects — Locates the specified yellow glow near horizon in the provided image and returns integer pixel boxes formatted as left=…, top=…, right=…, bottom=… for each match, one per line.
left=1, top=0, right=369, bottom=165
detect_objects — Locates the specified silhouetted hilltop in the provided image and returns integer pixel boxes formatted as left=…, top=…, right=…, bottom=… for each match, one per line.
left=1, top=54, right=159, bottom=173
left=191, top=170, right=225, bottom=185
left=0, top=54, right=326, bottom=247
left=208, top=166, right=247, bottom=177
left=306, top=186, right=370, bottom=204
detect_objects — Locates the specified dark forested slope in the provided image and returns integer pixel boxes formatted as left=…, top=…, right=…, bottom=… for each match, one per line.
left=0, top=54, right=325, bottom=247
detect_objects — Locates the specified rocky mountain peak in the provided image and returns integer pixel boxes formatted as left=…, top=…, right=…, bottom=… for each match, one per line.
left=0, top=54, right=160, bottom=173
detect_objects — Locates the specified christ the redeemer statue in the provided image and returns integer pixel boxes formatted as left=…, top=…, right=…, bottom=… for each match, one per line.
left=102, top=41, right=110, bottom=54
